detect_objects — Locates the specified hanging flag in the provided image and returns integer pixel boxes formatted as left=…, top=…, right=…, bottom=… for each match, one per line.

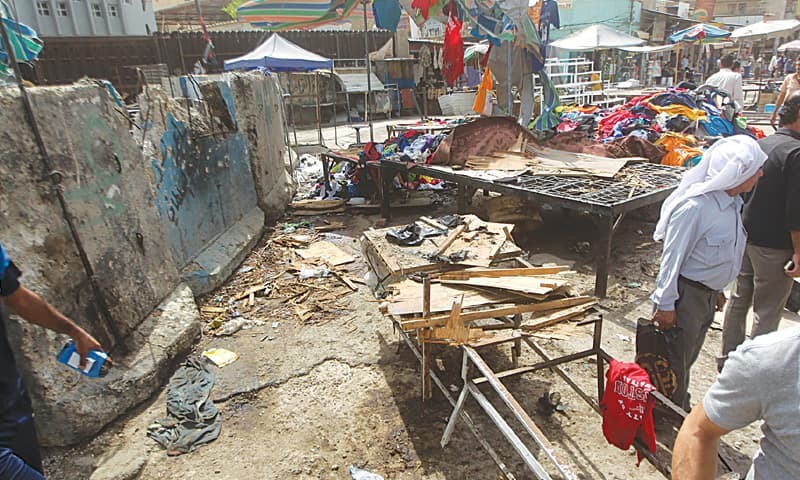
left=373, top=0, right=402, bottom=31
left=472, top=66, right=493, bottom=116
left=0, top=1, right=43, bottom=77
left=442, top=11, right=464, bottom=87
left=532, top=70, right=561, bottom=131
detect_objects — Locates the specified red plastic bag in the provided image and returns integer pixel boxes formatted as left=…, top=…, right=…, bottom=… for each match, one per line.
left=442, top=13, right=464, bottom=87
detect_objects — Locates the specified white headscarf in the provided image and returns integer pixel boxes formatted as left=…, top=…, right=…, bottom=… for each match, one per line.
left=654, top=135, right=767, bottom=241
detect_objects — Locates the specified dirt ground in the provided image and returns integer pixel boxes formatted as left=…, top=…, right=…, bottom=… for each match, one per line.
left=41, top=121, right=798, bottom=480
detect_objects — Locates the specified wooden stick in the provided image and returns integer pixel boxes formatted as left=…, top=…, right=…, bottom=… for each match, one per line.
left=433, top=224, right=466, bottom=256
left=439, top=266, right=569, bottom=280
left=400, top=296, right=595, bottom=330
left=422, top=274, right=431, bottom=318
left=419, top=216, right=448, bottom=231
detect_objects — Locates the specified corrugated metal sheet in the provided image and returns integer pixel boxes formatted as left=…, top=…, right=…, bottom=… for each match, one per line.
left=335, top=73, right=385, bottom=92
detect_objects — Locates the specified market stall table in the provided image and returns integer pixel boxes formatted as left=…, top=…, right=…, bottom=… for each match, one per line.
left=379, top=160, right=683, bottom=297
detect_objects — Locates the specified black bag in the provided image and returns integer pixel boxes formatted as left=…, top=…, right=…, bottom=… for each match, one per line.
left=634, top=317, right=679, bottom=399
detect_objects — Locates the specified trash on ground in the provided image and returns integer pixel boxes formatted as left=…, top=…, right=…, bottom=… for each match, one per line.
left=201, top=348, right=240, bottom=367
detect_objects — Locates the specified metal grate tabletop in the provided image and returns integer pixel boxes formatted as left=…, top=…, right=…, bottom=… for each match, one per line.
left=503, top=162, right=683, bottom=208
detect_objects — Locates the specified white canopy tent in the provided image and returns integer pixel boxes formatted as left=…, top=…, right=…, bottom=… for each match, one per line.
left=778, top=39, right=800, bottom=52
left=550, top=24, right=645, bottom=51
left=618, top=44, right=677, bottom=53
left=731, top=19, right=800, bottom=40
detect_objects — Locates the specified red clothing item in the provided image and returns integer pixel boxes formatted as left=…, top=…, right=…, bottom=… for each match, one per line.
left=600, top=359, right=657, bottom=465
left=597, top=109, right=636, bottom=139
left=442, top=13, right=464, bottom=87
left=411, top=0, right=437, bottom=20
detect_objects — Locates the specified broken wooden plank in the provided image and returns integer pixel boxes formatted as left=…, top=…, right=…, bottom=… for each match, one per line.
left=200, top=306, right=226, bottom=315
left=468, top=331, right=531, bottom=348
left=386, top=279, right=516, bottom=316
left=434, top=224, right=467, bottom=256
left=331, top=270, right=357, bottom=291
left=419, top=216, right=448, bottom=231
left=439, top=266, right=569, bottom=280
left=296, top=241, right=354, bottom=266
left=399, top=296, right=595, bottom=330
left=418, top=295, right=484, bottom=346
left=439, top=276, right=567, bottom=296
left=232, top=284, right=268, bottom=301
left=520, top=301, right=598, bottom=331
left=291, top=199, right=347, bottom=210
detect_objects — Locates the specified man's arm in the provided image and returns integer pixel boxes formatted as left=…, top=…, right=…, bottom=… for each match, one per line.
left=1, top=286, right=104, bottom=365
left=733, top=75, right=744, bottom=107
left=651, top=203, right=702, bottom=329
left=772, top=79, right=788, bottom=127
left=672, top=402, right=731, bottom=480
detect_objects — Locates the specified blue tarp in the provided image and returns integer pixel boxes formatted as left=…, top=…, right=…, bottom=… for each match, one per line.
left=223, top=34, right=333, bottom=72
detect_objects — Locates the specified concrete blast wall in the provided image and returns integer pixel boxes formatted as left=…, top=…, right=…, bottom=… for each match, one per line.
left=0, top=72, right=291, bottom=446
left=142, top=72, right=293, bottom=294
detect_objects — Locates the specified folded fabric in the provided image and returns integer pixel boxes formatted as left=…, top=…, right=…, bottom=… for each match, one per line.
left=647, top=104, right=707, bottom=121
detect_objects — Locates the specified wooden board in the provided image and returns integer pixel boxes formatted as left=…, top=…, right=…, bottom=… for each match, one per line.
left=296, top=241, right=354, bottom=266
left=439, top=266, right=569, bottom=280
left=399, top=296, right=595, bottom=330
left=361, top=215, right=523, bottom=276
left=291, top=199, right=347, bottom=210
left=386, top=279, right=517, bottom=316
left=439, top=276, right=568, bottom=296
left=527, top=147, right=640, bottom=178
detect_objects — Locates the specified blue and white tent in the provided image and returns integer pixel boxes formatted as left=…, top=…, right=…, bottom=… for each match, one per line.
left=224, top=34, right=333, bottom=72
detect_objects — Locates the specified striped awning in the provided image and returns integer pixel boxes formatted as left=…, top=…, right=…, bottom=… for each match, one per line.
left=237, top=0, right=362, bottom=30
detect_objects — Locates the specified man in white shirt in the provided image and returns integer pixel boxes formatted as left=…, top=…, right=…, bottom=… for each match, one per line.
left=705, top=54, right=744, bottom=107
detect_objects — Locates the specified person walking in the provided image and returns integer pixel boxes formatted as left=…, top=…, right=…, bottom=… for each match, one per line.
left=705, top=54, right=744, bottom=107
left=720, top=93, right=800, bottom=370
left=648, top=135, right=767, bottom=410
left=770, top=57, right=800, bottom=128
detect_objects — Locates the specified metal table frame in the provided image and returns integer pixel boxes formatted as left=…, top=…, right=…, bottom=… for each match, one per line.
left=379, top=160, right=682, bottom=297
left=392, top=313, right=734, bottom=479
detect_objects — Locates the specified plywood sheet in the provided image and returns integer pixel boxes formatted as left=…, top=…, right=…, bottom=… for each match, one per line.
left=361, top=215, right=523, bottom=276
left=387, top=279, right=517, bottom=316
left=296, top=241, right=354, bottom=266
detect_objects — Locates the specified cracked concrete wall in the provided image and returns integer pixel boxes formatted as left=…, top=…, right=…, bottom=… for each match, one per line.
left=0, top=82, right=185, bottom=445
left=141, top=73, right=293, bottom=293
left=230, top=72, right=294, bottom=221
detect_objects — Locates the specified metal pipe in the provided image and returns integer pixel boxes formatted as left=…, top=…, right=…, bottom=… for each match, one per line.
left=363, top=0, right=374, bottom=142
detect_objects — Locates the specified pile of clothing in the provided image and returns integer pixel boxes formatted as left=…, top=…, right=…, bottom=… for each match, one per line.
left=379, top=131, right=449, bottom=163
left=553, top=86, right=766, bottom=167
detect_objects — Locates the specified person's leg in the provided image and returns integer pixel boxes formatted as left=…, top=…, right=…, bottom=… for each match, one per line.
left=721, top=245, right=755, bottom=365
left=750, top=245, right=795, bottom=338
left=0, top=394, right=42, bottom=474
left=669, top=278, right=717, bottom=410
left=0, top=448, right=44, bottom=480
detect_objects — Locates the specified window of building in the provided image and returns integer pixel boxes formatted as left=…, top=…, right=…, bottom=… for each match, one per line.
left=92, top=3, right=102, bottom=16
left=36, top=1, right=51, bottom=16
left=57, top=2, right=68, bottom=16
left=108, top=4, right=118, bottom=16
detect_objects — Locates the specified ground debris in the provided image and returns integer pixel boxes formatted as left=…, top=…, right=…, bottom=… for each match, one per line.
left=198, top=227, right=355, bottom=329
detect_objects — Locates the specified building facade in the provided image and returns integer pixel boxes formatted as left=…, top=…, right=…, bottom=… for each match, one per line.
left=13, top=0, right=156, bottom=36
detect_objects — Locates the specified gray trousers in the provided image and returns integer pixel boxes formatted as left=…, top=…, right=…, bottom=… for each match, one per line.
left=721, top=244, right=794, bottom=362
left=669, top=277, right=718, bottom=410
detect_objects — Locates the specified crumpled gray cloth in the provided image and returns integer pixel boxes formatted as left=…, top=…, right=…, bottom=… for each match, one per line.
left=147, top=356, right=221, bottom=454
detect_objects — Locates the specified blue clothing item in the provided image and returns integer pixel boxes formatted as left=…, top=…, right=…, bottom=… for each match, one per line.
left=0, top=244, right=24, bottom=415
left=0, top=448, right=43, bottom=480
left=372, top=0, right=401, bottom=31
left=700, top=116, right=734, bottom=137
left=651, top=191, right=747, bottom=310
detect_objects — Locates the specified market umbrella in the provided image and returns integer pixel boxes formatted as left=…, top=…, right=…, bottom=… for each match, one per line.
left=778, top=39, right=800, bottom=52
left=668, top=23, right=731, bottom=43
left=668, top=23, right=731, bottom=82
left=730, top=19, right=800, bottom=40
left=550, top=24, right=645, bottom=51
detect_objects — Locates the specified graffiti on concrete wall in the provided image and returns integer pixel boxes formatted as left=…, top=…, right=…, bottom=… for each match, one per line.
left=62, top=113, right=127, bottom=229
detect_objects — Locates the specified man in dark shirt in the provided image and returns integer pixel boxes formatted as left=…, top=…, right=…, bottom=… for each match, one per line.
left=0, top=243, right=106, bottom=478
left=720, top=93, right=800, bottom=369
